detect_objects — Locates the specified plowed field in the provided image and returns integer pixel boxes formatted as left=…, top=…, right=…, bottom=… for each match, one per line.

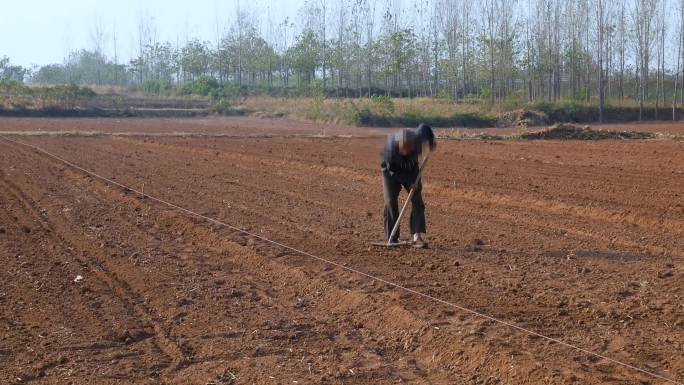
left=1, top=117, right=682, bottom=385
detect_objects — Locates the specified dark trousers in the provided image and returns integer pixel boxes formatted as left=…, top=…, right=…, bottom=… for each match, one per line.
left=382, top=170, right=426, bottom=242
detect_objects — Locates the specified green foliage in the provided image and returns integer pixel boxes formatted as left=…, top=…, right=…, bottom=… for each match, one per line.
left=46, top=84, right=97, bottom=99
left=177, top=76, right=244, bottom=102
left=370, top=95, right=395, bottom=113
left=305, top=80, right=327, bottom=120
left=286, top=30, right=320, bottom=85
left=142, top=80, right=172, bottom=96
left=0, top=56, right=29, bottom=82
left=355, top=103, right=496, bottom=128
left=478, top=88, right=492, bottom=103
left=0, top=80, right=95, bottom=99
left=178, top=76, right=220, bottom=96
left=436, top=88, right=453, bottom=101
left=180, top=40, right=211, bottom=81
left=210, top=99, right=247, bottom=116
left=33, top=50, right=128, bottom=86
left=301, top=97, right=359, bottom=125
left=0, top=80, right=99, bottom=113
left=378, top=28, right=418, bottom=91
left=0, top=78, right=22, bottom=91
left=498, top=90, right=527, bottom=111
left=32, top=64, right=67, bottom=84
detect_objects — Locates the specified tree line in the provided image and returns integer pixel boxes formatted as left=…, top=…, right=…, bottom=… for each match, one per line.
left=0, top=56, right=30, bottom=83
left=7, top=0, right=684, bottom=120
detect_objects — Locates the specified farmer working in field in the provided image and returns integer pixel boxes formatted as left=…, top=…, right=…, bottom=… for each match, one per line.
left=381, top=123, right=436, bottom=248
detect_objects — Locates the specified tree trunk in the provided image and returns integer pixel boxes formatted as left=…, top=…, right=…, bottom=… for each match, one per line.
left=675, top=21, right=682, bottom=120
left=597, top=0, right=605, bottom=123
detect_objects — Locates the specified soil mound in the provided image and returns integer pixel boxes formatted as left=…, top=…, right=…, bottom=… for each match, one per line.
left=497, top=109, right=548, bottom=128
left=520, top=123, right=656, bottom=140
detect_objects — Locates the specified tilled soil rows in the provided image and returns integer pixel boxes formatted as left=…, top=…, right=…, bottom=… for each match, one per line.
left=0, top=118, right=682, bottom=385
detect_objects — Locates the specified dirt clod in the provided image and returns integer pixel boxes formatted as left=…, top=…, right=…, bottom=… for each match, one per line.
left=658, top=270, right=674, bottom=279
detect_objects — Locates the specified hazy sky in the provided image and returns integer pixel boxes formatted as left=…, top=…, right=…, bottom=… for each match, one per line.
left=1, top=0, right=304, bottom=67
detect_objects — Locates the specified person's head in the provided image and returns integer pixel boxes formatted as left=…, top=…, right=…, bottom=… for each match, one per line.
left=398, top=128, right=416, bottom=156
left=416, top=123, right=436, bottom=152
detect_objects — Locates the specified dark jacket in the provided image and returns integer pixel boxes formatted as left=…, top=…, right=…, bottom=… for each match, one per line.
left=381, top=124, right=435, bottom=185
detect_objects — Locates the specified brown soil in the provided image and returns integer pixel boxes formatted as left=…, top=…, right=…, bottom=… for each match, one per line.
left=0, top=117, right=682, bottom=384
left=0, top=116, right=376, bottom=137
left=590, top=121, right=684, bottom=135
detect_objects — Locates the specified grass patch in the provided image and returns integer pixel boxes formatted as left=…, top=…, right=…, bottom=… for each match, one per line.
left=243, top=97, right=684, bottom=128
left=4, top=83, right=684, bottom=126
left=242, top=96, right=495, bottom=127
left=533, top=100, right=684, bottom=123
left=0, top=80, right=214, bottom=117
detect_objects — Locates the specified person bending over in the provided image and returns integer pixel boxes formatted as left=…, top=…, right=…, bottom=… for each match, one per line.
left=381, top=123, right=436, bottom=248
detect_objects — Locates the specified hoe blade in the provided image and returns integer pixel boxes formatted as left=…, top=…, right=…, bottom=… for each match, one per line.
left=370, top=240, right=411, bottom=247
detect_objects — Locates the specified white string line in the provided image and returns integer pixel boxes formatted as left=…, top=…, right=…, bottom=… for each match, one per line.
left=1, top=135, right=681, bottom=385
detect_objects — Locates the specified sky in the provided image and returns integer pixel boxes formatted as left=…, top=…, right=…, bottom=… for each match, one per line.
left=5, top=0, right=681, bottom=70
left=0, top=0, right=303, bottom=67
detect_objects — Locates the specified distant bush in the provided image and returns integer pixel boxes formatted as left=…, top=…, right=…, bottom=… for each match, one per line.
left=142, top=80, right=172, bottom=96
left=46, top=84, right=97, bottom=99
left=371, top=95, right=395, bottom=113
left=178, top=76, right=220, bottom=97
left=0, top=81, right=102, bottom=113
left=0, top=81, right=96, bottom=99
left=176, top=77, right=244, bottom=102
left=356, top=108, right=496, bottom=128
left=0, top=78, right=23, bottom=92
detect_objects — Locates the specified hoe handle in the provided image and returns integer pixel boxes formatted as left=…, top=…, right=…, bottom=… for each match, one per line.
left=387, top=154, right=430, bottom=245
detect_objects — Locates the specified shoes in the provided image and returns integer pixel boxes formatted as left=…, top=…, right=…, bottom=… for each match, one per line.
left=412, top=235, right=428, bottom=249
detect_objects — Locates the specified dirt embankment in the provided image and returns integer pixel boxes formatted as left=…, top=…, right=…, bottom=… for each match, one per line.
left=442, top=123, right=663, bottom=141
left=519, top=124, right=657, bottom=140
